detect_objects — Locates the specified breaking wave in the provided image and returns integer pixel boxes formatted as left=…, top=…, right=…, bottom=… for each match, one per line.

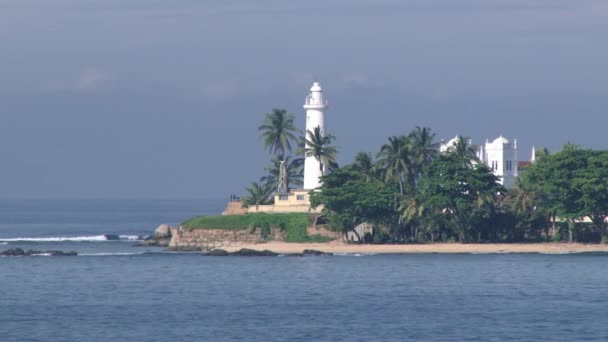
left=0, top=234, right=142, bottom=243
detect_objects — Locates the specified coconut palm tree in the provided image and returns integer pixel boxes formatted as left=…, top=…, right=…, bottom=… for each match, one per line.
left=242, top=182, right=274, bottom=211
left=258, top=109, right=300, bottom=159
left=375, top=135, right=412, bottom=195
left=407, top=126, right=438, bottom=184
left=352, top=152, right=376, bottom=182
left=304, top=126, right=338, bottom=176
left=261, top=156, right=304, bottom=191
left=448, top=136, right=478, bottom=165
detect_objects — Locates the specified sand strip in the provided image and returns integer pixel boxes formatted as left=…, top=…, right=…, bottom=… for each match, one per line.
left=223, top=241, right=608, bottom=254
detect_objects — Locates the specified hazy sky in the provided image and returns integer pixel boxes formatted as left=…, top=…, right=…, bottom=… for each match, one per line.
left=1, top=0, right=607, bottom=199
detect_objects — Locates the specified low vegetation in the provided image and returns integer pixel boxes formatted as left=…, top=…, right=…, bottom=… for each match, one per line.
left=181, top=213, right=321, bottom=243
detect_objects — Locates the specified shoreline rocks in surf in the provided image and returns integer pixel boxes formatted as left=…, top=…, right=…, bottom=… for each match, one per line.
left=201, top=248, right=332, bottom=257
left=1, top=248, right=78, bottom=256
left=133, top=224, right=172, bottom=247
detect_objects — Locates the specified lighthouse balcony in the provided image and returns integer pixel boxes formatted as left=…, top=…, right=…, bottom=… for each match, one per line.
left=304, top=95, right=328, bottom=108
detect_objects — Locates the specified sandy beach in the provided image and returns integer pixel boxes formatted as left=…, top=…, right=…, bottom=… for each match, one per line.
left=224, top=241, right=608, bottom=254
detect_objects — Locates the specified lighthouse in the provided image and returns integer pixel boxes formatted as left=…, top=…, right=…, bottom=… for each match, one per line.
left=303, top=81, right=328, bottom=190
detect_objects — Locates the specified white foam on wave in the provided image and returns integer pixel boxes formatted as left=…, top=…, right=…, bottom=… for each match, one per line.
left=119, top=235, right=141, bottom=241
left=0, top=242, right=7, bottom=245
left=0, top=235, right=142, bottom=242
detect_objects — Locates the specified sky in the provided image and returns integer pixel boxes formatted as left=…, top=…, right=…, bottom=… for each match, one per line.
left=1, top=0, right=607, bottom=199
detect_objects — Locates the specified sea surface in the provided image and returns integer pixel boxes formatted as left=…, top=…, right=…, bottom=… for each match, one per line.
left=2, top=199, right=608, bottom=342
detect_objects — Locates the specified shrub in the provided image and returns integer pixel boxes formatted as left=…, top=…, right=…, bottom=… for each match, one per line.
left=181, top=213, right=318, bottom=242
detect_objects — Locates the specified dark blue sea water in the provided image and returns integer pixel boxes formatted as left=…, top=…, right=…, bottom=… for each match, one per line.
left=2, top=199, right=608, bottom=341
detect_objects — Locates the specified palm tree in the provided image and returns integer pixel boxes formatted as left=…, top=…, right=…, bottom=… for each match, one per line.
left=304, top=126, right=338, bottom=176
left=407, top=126, right=438, bottom=185
left=258, top=109, right=300, bottom=159
left=448, top=136, right=478, bottom=165
left=375, top=135, right=412, bottom=195
left=352, top=152, right=375, bottom=182
left=242, top=182, right=274, bottom=211
left=261, top=156, right=304, bottom=191
left=399, top=193, right=426, bottom=241
left=511, top=177, right=537, bottom=218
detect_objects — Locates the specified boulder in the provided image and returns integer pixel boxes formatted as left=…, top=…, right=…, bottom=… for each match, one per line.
left=47, top=250, right=78, bottom=256
left=154, top=224, right=172, bottom=239
left=302, top=249, right=333, bottom=256
left=0, top=248, right=77, bottom=256
left=230, top=248, right=279, bottom=257
left=1, top=248, right=26, bottom=256
left=202, top=249, right=230, bottom=256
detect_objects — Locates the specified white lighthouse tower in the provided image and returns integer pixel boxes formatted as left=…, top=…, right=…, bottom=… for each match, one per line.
left=303, top=81, right=328, bottom=190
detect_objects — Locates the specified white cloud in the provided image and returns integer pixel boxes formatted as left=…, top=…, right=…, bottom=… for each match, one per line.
left=77, top=67, right=112, bottom=91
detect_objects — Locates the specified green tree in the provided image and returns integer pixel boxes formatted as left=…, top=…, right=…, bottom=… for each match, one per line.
left=418, top=153, right=506, bottom=242
left=258, top=108, right=299, bottom=159
left=304, top=126, right=338, bottom=176
left=448, top=136, right=479, bottom=165
left=352, top=152, right=376, bottom=182
left=407, top=126, right=438, bottom=185
left=310, top=166, right=396, bottom=238
left=375, top=135, right=412, bottom=195
left=528, top=147, right=587, bottom=242
left=242, top=182, right=274, bottom=211
left=575, top=151, right=608, bottom=243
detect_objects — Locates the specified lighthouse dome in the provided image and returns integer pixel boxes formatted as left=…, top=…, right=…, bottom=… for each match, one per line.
left=310, top=82, right=323, bottom=92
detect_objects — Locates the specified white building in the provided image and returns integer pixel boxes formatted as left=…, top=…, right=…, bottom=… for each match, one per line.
left=303, top=81, right=328, bottom=190
left=478, top=135, right=518, bottom=188
left=440, top=135, right=519, bottom=188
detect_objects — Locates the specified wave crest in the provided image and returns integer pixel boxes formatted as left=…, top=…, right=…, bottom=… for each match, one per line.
left=0, top=235, right=142, bottom=243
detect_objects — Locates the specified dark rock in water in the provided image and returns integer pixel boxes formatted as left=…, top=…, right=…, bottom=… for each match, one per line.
left=1, top=248, right=26, bottom=256
left=302, top=249, right=333, bottom=256
left=47, top=250, right=78, bottom=256
left=202, top=249, right=230, bottom=256
left=133, top=238, right=170, bottom=247
left=1, top=248, right=77, bottom=256
left=104, top=234, right=121, bottom=241
left=230, top=248, right=279, bottom=257
left=285, top=253, right=305, bottom=257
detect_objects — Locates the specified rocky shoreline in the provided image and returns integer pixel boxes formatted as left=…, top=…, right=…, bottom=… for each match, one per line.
left=133, top=224, right=172, bottom=247
left=1, top=248, right=77, bottom=257
left=202, top=248, right=333, bottom=257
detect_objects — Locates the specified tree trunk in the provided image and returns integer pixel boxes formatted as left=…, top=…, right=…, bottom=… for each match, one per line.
left=551, top=213, right=556, bottom=240
left=568, top=220, right=574, bottom=243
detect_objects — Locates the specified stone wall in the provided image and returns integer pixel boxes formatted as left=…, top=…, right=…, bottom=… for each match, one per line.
left=168, top=227, right=285, bottom=251
left=306, top=226, right=344, bottom=240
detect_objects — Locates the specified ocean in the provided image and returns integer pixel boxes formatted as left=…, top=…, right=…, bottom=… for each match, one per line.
left=1, top=199, right=608, bottom=341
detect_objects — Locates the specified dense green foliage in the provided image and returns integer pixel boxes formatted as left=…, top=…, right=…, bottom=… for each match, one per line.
left=519, top=148, right=608, bottom=242
left=310, top=167, right=397, bottom=233
left=181, top=213, right=317, bottom=242
left=312, top=126, right=608, bottom=243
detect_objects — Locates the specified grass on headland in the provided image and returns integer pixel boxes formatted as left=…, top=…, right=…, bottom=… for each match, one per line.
left=181, top=213, right=329, bottom=243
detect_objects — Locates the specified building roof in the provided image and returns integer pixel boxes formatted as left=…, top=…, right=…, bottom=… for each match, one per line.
left=492, top=135, right=510, bottom=144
